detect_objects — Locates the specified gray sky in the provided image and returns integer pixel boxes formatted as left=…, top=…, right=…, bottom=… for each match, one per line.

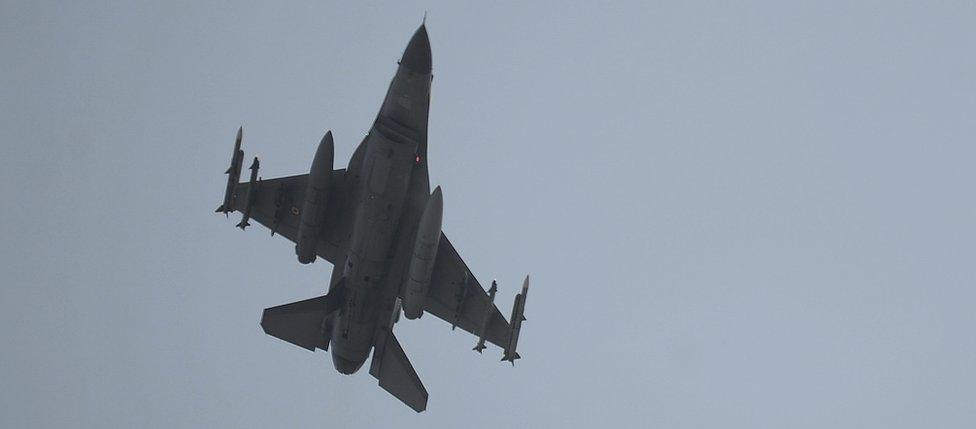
left=2, top=1, right=975, bottom=427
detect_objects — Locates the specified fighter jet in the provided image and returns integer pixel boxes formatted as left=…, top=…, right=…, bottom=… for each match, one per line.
left=215, top=24, right=529, bottom=412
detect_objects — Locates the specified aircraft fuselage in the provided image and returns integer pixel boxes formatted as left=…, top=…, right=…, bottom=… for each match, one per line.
left=328, top=28, right=433, bottom=374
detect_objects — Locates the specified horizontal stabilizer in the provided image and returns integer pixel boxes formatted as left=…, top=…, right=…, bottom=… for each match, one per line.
left=260, top=289, right=343, bottom=351
left=370, top=329, right=428, bottom=412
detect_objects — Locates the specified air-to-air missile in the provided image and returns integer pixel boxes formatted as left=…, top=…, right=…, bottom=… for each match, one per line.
left=236, top=157, right=260, bottom=230
left=473, top=280, right=498, bottom=352
left=216, top=127, right=244, bottom=216
left=502, top=275, right=529, bottom=364
left=402, top=187, right=444, bottom=319
left=295, top=131, right=335, bottom=264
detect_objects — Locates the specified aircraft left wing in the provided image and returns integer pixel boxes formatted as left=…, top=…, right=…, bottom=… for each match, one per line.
left=418, top=234, right=516, bottom=352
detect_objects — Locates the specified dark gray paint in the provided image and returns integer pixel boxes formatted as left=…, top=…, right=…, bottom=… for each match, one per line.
left=220, top=25, right=526, bottom=412
left=3, top=2, right=975, bottom=428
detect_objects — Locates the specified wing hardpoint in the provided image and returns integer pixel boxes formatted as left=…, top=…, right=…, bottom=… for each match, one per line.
left=420, top=234, right=513, bottom=351
left=229, top=171, right=348, bottom=264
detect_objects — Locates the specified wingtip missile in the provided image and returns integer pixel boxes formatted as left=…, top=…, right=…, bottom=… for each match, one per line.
left=218, top=127, right=246, bottom=216
left=501, top=275, right=529, bottom=365
left=519, top=275, right=529, bottom=321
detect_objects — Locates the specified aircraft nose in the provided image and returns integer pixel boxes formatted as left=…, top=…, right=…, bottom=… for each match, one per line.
left=400, top=24, right=431, bottom=74
left=332, top=353, right=365, bottom=375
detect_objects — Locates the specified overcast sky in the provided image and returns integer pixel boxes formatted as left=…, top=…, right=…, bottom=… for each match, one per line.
left=2, top=1, right=975, bottom=427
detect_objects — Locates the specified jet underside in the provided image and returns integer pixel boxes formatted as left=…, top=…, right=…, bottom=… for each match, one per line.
left=215, top=24, right=529, bottom=412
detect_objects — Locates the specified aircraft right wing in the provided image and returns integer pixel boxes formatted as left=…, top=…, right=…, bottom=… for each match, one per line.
left=216, top=129, right=352, bottom=265
left=420, top=234, right=514, bottom=351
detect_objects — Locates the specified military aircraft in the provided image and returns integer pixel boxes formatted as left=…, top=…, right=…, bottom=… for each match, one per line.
left=215, top=24, right=529, bottom=412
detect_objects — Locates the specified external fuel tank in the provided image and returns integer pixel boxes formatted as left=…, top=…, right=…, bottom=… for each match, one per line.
left=296, top=131, right=335, bottom=263
left=402, top=187, right=443, bottom=319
